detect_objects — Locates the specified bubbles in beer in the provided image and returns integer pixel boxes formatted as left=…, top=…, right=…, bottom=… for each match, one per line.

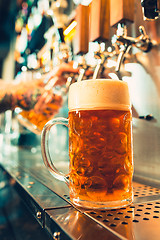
left=69, top=109, right=133, bottom=204
left=73, top=117, right=93, bottom=136
left=98, top=154, right=118, bottom=175
left=69, top=172, right=81, bottom=197
left=113, top=174, right=130, bottom=192
left=124, top=156, right=133, bottom=174
left=109, top=118, right=120, bottom=132
left=124, top=112, right=131, bottom=132
left=84, top=176, right=107, bottom=201
left=73, top=157, right=93, bottom=176
left=105, top=131, right=114, bottom=150
left=69, top=132, right=82, bottom=154
left=115, top=132, right=128, bottom=154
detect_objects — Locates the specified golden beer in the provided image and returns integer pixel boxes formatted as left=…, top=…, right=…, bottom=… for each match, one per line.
left=69, top=109, right=133, bottom=207
left=18, top=91, right=63, bottom=133
left=67, top=79, right=133, bottom=208
left=41, top=79, right=133, bottom=209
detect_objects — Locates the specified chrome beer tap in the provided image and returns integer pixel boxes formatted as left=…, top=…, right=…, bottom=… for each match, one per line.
left=76, top=55, right=91, bottom=82
left=92, top=44, right=117, bottom=79
left=113, top=23, right=157, bottom=72
left=93, top=50, right=106, bottom=80
left=92, top=41, right=126, bottom=79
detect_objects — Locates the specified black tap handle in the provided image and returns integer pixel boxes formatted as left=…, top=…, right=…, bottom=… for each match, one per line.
left=141, top=0, right=158, bottom=19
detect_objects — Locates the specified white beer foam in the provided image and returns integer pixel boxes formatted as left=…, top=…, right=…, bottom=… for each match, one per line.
left=68, top=79, right=131, bottom=111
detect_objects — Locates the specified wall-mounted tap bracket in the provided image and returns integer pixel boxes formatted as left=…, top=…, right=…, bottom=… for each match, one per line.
left=93, top=48, right=115, bottom=79
left=112, top=24, right=157, bottom=72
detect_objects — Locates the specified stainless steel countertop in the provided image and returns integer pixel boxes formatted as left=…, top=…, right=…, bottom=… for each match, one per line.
left=1, top=137, right=160, bottom=240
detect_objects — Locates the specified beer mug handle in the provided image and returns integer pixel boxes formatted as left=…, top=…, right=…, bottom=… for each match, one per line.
left=41, top=118, right=69, bottom=183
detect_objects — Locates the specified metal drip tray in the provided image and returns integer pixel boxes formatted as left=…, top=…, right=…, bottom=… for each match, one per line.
left=132, top=182, right=160, bottom=198
left=1, top=146, right=160, bottom=240
left=82, top=182, right=160, bottom=240
left=45, top=181, right=160, bottom=240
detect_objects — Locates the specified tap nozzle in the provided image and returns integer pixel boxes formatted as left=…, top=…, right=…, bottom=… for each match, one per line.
left=76, top=55, right=91, bottom=82
left=93, top=49, right=110, bottom=79
left=115, top=44, right=131, bottom=72
left=135, top=25, right=156, bottom=52
left=113, top=25, right=157, bottom=71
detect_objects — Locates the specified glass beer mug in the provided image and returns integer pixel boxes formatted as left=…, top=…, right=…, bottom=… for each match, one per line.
left=16, top=77, right=65, bottom=135
left=41, top=79, right=133, bottom=209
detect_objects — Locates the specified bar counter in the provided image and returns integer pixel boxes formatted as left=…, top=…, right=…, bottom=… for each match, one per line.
left=1, top=127, right=160, bottom=240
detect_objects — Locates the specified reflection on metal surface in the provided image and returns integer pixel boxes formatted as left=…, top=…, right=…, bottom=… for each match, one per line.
left=56, top=182, right=160, bottom=209
left=0, top=167, right=52, bottom=240
left=53, top=231, right=61, bottom=240
left=46, top=207, right=120, bottom=240
left=133, top=182, right=160, bottom=198
left=45, top=182, right=160, bottom=240
left=85, top=201, right=160, bottom=240
left=2, top=146, right=160, bottom=239
left=36, top=211, right=42, bottom=219
left=133, top=119, right=160, bottom=182
left=29, top=181, right=35, bottom=184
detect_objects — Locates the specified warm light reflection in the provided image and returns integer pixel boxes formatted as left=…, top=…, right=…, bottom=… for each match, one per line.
left=73, top=0, right=92, bottom=5
left=64, top=21, right=77, bottom=36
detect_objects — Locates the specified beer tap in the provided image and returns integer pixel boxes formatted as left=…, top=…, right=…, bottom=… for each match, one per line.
left=75, top=56, right=90, bottom=82
left=141, top=0, right=160, bottom=20
left=109, top=0, right=134, bottom=72
left=89, top=0, right=111, bottom=79
left=73, top=4, right=89, bottom=55
left=111, top=24, right=130, bottom=72
left=92, top=45, right=116, bottom=79
left=92, top=47, right=106, bottom=80
left=91, top=41, right=131, bottom=80
left=113, top=24, right=157, bottom=71
left=72, top=4, right=91, bottom=82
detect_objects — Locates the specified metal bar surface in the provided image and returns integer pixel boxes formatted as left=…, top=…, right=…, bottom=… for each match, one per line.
left=1, top=145, right=160, bottom=239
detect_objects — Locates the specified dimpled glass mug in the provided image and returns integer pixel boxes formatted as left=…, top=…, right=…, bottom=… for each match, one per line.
left=41, top=79, right=133, bottom=209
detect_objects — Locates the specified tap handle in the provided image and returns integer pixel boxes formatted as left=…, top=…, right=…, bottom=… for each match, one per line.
left=110, top=0, right=134, bottom=27
left=74, top=5, right=89, bottom=55
left=115, top=45, right=132, bottom=72
left=90, top=0, right=110, bottom=42
left=141, top=0, right=159, bottom=20
left=93, top=49, right=109, bottom=79
left=116, top=49, right=125, bottom=72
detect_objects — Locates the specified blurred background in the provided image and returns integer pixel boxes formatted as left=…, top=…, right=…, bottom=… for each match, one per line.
left=0, top=1, right=160, bottom=240
left=0, top=0, right=160, bottom=188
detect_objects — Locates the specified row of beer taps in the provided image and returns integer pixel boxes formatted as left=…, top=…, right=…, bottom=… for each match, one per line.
left=42, top=0, right=158, bottom=85
left=73, top=24, right=158, bottom=82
